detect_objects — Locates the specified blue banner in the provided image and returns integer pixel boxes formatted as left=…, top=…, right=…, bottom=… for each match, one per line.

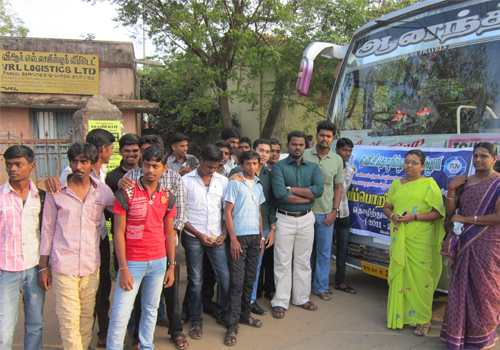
left=348, top=146, right=474, bottom=241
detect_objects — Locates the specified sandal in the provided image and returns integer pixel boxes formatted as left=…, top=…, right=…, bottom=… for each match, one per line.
left=272, top=306, right=285, bottom=318
left=239, top=316, right=263, bottom=328
left=414, top=323, right=431, bottom=336
left=96, top=338, right=106, bottom=348
left=171, top=334, right=189, bottom=350
left=317, top=292, right=332, bottom=301
left=157, top=316, right=170, bottom=328
left=189, top=324, right=203, bottom=340
left=334, top=283, right=357, bottom=294
left=297, top=301, right=318, bottom=311
left=224, top=331, right=237, bottom=346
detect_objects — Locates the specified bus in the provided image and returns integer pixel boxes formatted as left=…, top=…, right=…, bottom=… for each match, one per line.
left=296, top=0, right=500, bottom=290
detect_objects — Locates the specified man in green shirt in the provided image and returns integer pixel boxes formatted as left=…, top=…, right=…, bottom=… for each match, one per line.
left=270, top=131, right=324, bottom=318
left=303, top=121, right=343, bottom=301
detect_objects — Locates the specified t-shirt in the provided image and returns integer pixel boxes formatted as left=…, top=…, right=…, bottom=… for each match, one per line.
left=113, top=179, right=177, bottom=261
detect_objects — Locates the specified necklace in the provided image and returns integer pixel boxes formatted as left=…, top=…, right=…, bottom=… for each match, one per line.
left=474, top=170, right=495, bottom=183
left=70, top=177, right=90, bottom=200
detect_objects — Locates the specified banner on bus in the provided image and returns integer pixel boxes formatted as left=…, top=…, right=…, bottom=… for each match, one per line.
left=348, top=146, right=474, bottom=241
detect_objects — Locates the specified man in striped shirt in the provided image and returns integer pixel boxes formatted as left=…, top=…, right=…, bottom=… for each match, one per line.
left=38, top=142, right=115, bottom=350
left=0, top=145, right=46, bottom=350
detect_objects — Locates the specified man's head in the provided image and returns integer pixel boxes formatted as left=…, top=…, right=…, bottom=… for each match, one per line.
left=336, top=137, right=354, bottom=164
left=286, top=131, right=307, bottom=160
left=241, top=151, right=260, bottom=178
left=221, top=127, right=241, bottom=156
left=138, top=135, right=164, bottom=158
left=214, top=140, right=231, bottom=167
left=86, top=128, right=115, bottom=164
left=68, top=142, right=99, bottom=180
left=4, top=145, right=35, bottom=183
left=253, top=138, right=271, bottom=166
left=198, top=144, right=223, bottom=177
left=170, top=133, right=189, bottom=160
left=141, top=147, right=168, bottom=184
left=306, top=135, right=314, bottom=149
left=268, top=139, right=281, bottom=165
left=316, top=121, right=336, bottom=150
left=119, top=134, right=141, bottom=168
left=237, top=136, right=252, bottom=159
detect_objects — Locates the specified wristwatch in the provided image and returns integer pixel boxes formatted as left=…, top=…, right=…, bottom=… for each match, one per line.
left=167, top=261, right=177, bottom=266
left=333, top=208, right=340, bottom=213
left=286, top=186, right=291, bottom=190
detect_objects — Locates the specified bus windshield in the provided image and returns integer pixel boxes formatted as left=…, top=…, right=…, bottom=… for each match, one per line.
left=331, top=0, right=500, bottom=147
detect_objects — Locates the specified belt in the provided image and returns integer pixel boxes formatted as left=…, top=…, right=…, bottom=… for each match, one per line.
left=276, top=208, right=312, bottom=217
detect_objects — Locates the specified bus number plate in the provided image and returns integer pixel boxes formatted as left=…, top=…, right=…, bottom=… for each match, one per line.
left=361, top=262, right=388, bottom=280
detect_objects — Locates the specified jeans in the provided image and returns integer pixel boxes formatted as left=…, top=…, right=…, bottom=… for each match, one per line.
left=107, top=257, right=166, bottom=350
left=182, top=233, right=230, bottom=325
left=313, top=214, right=334, bottom=295
left=158, top=294, right=167, bottom=320
left=334, top=216, right=350, bottom=285
left=94, top=235, right=111, bottom=340
left=251, top=229, right=269, bottom=303
left=0, top=267, right=45, bottom=350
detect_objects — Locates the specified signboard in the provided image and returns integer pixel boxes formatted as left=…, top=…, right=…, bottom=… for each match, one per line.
left=88, top=120, right=122, bottom=172
left=0, top=50, right=99, bottom=95
left=348, top=146, right=474, bottom=241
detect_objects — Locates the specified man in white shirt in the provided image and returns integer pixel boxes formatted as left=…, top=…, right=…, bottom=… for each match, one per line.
left=181, top=144, right=229, bottom=341
left=221, top=127, right=240, bottom=174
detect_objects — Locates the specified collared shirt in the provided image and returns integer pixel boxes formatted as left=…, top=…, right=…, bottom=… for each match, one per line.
left=229, top=166, right=276, bottom=230
left=40, top=175, right=115, bottom=277
left=340, top=165, right=354, bottom=218
left=182, top=170, right=228, bottom=238
left=271, top=156, right=324, bottom=212
left=303, top=145, right=344, bottom=214
left=225, top=176, right=265, bottom=236
left=125, top=168, right=186, bottom=232
left=167, top=154, right=198, bottom=174
left=223, top=156, right=237, bottom=174
left=0, top=180, right=42, bottom=272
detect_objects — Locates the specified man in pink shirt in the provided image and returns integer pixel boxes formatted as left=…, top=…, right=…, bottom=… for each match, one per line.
left=38, top=142, right=114, bottom=350
left=0, top=145, right=45, bottom=350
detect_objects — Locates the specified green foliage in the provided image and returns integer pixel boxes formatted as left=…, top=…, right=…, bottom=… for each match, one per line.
left=0, top=0, right=28, bottom=37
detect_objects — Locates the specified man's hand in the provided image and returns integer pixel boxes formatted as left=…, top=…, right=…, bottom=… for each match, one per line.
left=118, top=269, right=134, bottom=291
left=229, top=172, right=244, bottom=183
left=322, top=211, right=338, bottom=226
left=164, top=266, right=175, bottom=288
left=118, top=177, right=135, bottom=190
left=213, top=234, right=227, bottom=247
left=38, top=269, right=52, bottom=291
left=265, top=230, right=275, bottom=249
left=44, top=177, right=61, bottom=194
left=230, top=239, right=243, bottom=260
left=179, top=165, right=190, bottom=177
left=259, top=239, right=265, bottom=256
left=197, top=233, right=213, bottom=247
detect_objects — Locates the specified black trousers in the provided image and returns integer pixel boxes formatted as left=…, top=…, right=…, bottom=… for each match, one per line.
left=94, top=235, right=111, bottom=339
left=227, top=235, right=260, bottom=332
left=257, top=243, right=276, bottom=297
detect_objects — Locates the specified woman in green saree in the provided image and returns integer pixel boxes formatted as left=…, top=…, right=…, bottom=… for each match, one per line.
left=382, top=149, right=445, bottom=336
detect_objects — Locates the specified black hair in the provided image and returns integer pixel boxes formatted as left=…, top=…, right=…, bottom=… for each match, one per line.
left=3, top=145, right=35, bottom=164
left=316, top=120, right=337, bottom=135
left=253, top=138, right=271, bottom=150
left=240, top=136, right=252, bottom=147
left=142, top=146, right=168, bottom=165
left=474, top=142, right=498, bottom=157
left=241, top=150, right=260, bottom=164
left=287, top=130, right=307, bottom=143
left=336, top=138, right=354, bottom=149
left=171, top=133, right=188, bottom=145
left=68, top=142, right=99, bottom=164
left=269, top=139, right=281, bottom=147
left=200, top=144, right=223, bottom=163
left=139, top=135, right=164, bottom=149
left=214, top=140, right=231, bottom=150
left=86, top=129, right=115, bottom=149
left=405, top=149, right=426, bottom=165
left=119, top=133, right=140, bottom=150
left=494, top=160, right=500, bottom=173
left=220, top=127, right=241, bottom=141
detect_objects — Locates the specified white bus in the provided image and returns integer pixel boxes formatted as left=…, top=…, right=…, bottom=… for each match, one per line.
left=297, top=0, right=500, bottom=290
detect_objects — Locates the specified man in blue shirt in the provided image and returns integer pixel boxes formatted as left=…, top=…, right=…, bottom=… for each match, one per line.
left=270, top=131, right=324, bottom=319
left=224, top=151, right=266, bottom=345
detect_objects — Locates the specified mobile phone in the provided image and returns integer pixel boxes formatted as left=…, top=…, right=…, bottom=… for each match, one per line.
left=401, top=211, right=409, bottom=224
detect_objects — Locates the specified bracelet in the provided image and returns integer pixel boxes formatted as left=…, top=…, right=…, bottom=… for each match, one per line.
left=38, top=267, right=49, bottom=273
left=414, top=214, right=418, bottom=221
left=474, top=215, right=477, bottom=225
left=118, top=266, right=128, bottom=271
left=446, top=196, right=454, bottom=200
left=448, top=185, right=456, bottom=191
left=261, top=236, right=266, bottom=241
left=390, top=213, right=397, bottom=220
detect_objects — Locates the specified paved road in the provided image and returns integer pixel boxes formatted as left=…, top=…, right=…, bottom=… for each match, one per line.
left=12, top=261, right=500, bottom=350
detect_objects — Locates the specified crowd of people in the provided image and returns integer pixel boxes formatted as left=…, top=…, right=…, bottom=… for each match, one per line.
left=0, top=121, right=499, bottom=350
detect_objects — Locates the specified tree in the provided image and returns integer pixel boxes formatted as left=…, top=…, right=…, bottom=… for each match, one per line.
left=0, top=0, right=28, bottom=37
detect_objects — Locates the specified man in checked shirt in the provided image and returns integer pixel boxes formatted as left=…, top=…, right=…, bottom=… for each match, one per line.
left=38, top=142, right=115, bottom=350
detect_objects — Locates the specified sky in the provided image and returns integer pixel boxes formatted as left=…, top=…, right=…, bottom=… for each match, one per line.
left=14, top=0, right=156, bottom=58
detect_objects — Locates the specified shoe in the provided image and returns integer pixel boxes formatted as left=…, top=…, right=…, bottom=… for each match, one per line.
left=251, top=301, right=267, bottom=315
left=264, top=291, right=275, bottom=300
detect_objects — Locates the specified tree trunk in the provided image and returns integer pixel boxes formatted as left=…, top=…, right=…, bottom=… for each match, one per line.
left=218, top=95, right=233, bottom=128
left=260, top=75, right=287, bottom=139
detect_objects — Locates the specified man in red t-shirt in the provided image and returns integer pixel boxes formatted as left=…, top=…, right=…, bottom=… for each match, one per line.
left=106, top=147, right=177, bottom=349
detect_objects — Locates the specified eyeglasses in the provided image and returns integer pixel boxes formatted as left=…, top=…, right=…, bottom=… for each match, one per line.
left=404, top=160, right=422, bottom=166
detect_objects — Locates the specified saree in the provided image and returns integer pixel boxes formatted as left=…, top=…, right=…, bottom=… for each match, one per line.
left=387, top=177, right=446, bottom=329
left=440, top=173, right=500, bottom=350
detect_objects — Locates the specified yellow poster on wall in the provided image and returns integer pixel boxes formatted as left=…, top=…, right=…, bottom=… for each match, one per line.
left=0, top=50, right=99, bottom=95
left=88, top=120, right=122, bottom=172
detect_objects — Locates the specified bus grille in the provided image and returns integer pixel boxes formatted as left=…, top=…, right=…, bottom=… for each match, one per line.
left=348, top=242, right=390, bottom=266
